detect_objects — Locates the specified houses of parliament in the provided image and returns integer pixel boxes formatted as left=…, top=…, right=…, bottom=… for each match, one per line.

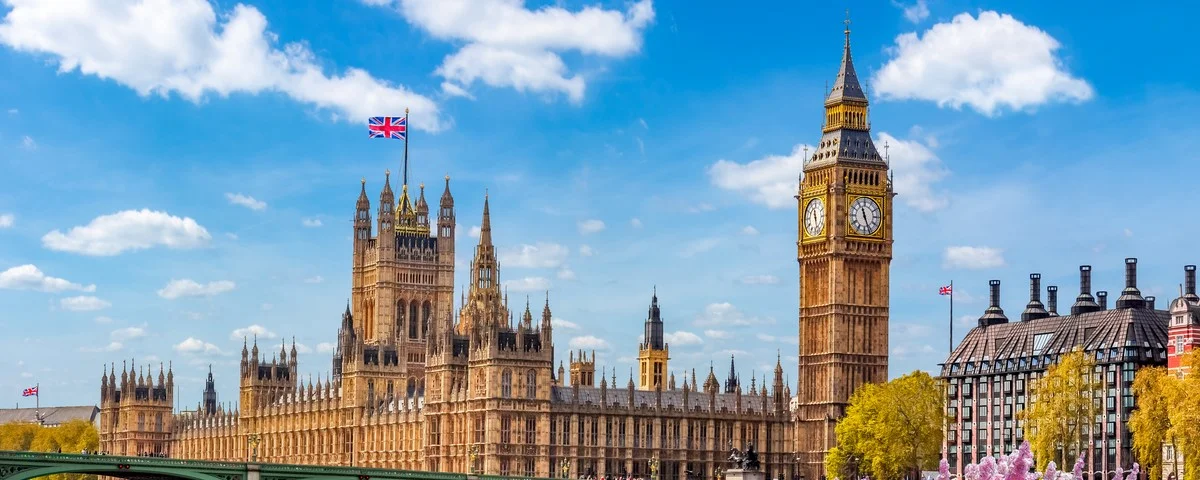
left=97, top=23, right=893, bottom=480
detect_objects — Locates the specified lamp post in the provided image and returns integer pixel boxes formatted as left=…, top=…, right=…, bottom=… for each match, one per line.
left=561, top=459, right=571, bottom=479
left=649, top=457, right=660, bottom=480
left=247, top=434, right=260, bottom=463
left=470, top=444, right=480, bottom=475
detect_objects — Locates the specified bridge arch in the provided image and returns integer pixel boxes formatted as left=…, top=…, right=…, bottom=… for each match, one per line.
left=4, top=464, right=235, bottom=480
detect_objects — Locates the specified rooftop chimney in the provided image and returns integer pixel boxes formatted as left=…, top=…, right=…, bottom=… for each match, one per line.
left=1071, top=265, right=1102, bottom=315
left=1021, top=274, right=1049, bottom=321
left=1097, top=291, right=1108, bottom=310
left=1047, top=285, right=1059, bottom=316
left=1146, top=296, right=1156, bottom=310
left=1186, top=265, right=1198, bottom=303
left=1116, top=258, right=1146, bottom=309
left=978, top=280, right=1009, bottom=327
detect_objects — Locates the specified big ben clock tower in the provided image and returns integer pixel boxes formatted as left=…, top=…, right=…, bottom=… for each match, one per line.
left=795, top=18, right=893, bottom=480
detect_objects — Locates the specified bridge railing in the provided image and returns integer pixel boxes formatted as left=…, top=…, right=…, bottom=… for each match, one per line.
left=0, top=451, right=246, bottom=471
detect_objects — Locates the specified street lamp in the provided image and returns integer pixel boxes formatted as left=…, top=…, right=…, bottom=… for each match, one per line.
left=470, top=444, right=480, bottom=475
left=247, top=434, right=260, bottom=463
left=649, top=457, right=660, bottom=480
left=561, top=459, right=571, bottom=479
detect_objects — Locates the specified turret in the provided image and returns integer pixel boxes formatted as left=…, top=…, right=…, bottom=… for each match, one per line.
left=354, top=179, right=371, bottom=250
left=437, top=175, right=455, bottom=242
left=773, top=353, right=785, bottom=413
left=379, top=170, right=395, bottom=233
left=203, top=365, right=218, bottom=415
left=724, top=355, right=740, bottom=393
left=415, top=183, right=429, bottom=230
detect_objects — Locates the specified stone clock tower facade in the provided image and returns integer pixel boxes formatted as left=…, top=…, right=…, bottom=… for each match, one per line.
left=795, top=21, right=893, bottom=480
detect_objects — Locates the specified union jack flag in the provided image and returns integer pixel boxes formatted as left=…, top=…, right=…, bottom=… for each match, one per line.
left=368, top=116, right=407, bottom=140
left=939, top=285, right=952, bottom=295
left=22, top=386, right=37, bottom=397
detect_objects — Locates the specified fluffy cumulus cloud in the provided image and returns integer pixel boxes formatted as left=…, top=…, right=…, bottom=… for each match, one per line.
left=301, top=218, right=322, bottom=227
left=231, top=324, right=276, bottom=341
left=157, top=279, right=236, bottom=299
left=468, top=225, right=481, bottom=238
left=740, top=226, right=758, bottom=236
left=499, top=242, right=568, bottom=268
left=0, top=0, right=444, bottom=130
left=81, top=342, right=123, bottom=353
left=304, top=275, right=324, bottom=284
left=368, top=0, right=655, bottom=102
left=578, top=245, right=594, bottom=257
left=893, top=0, right=930, bottom=23
left=568, top=335, right=610, bottom=350
left=693, top=302, right=773, bottom=327
left=60, top=295, right=110, bottom=311
left=0, top=213, right=12, bottom=228
left=316, top=342, right=335, bottom=354
left=110, top=326, right=147, bottom=341
left=174, top=337, right=222, bottom=355
left=0, top=264, right=96, bottom=292
left=552, top=318, right=579, bottom=330
left=20, top=135, right=36, bottom=150
left=507, top=276, right=549, bottom=292
left=225, top=193, right=266, bottom=211
left=709, top=144, right=811, bottom=209
left=878, top=132, right=949, bottom=212
left=664, top=331, right=702, bottom=346
left=577, top=219, right=605, bottom=235
left=943, top=246, right=1005, bottom=269
left=873, top=11, right=1093, bottom=116
left=704, top=329, right=731, bottom=339
left=41, top=209, right=210, bottom=256
left=556, top=266, right=576, bottom=280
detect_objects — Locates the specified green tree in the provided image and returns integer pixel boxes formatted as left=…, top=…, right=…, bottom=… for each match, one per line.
left=1129, top=366, right=1171, bottom=480
left=825, top=371, right=946, bottom=480
left=1020, top=347, right=1101, bottom=471
left=0, top=420, right=100, bottom=480
left=1166, top=351, right=1200, bottom=480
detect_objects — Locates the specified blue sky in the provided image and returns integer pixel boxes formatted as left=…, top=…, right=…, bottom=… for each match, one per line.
left=3, top=0, right=1200, bottom=410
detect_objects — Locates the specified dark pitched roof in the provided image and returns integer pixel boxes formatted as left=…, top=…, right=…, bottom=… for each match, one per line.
left=0, top=406, right=99, bottom=426
left=826, top=30, right=867, bottom=104
left=550, top=386, right=778, bottom=416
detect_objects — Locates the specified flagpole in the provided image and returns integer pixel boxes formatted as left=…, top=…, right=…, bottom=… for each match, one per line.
left=403, top=108, right=410, bottom=187
left=949, top=280, right=954, bottom=354
left=35, top=382, right=40, bottom=425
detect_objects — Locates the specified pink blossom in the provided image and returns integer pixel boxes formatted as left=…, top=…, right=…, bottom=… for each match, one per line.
left=939, top=458, right=951, bottom=480
left=1044, top=461, right=1059, bottom=480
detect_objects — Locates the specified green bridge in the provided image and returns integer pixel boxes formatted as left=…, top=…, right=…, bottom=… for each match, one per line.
left=0, top=452, right=544, bottom=480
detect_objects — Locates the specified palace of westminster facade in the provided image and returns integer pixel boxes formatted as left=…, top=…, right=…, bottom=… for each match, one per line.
left=98, top=24, right=895, bottom=480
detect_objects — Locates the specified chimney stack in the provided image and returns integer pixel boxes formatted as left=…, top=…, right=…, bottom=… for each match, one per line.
left=1147, top=296, right=1156, bottom=310
left=1021, top=274, right=1049, bottom=321
left=1116, top=258, right=1146, bottom=309
left=1071, top=265, right=1101, bottom=315
left=978, top=280, right=1009, bottom=327
left=1186, top=265, right=1198, bottom=303
left=1047, top=286, right=1059, bottom=316
left=1097, top=291, right=1108, bottom=310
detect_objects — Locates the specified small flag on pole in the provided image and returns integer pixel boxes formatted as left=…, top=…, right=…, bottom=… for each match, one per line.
left=368, top=116, right=407, bottom=140
left=22, top=386, right=38, bottom=397
left=939, top=285, right=953, bottom=295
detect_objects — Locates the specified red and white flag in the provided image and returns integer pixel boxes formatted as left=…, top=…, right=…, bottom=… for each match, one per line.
left=22, top=386, right=38, bottom=397
left=939, top=285, right=952, bottom=295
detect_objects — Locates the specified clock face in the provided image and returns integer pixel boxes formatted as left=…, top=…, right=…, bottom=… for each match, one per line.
left=848, top=197, right=882, bottom=235
left=804, top=198, right=825, bottom=237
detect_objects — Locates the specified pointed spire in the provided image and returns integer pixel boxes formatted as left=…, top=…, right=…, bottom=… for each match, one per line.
left=480, top=191, right=493, bottom=246
left=357, top=178, right=369, bottom=208
left=827, top=10, right=866, bottom=104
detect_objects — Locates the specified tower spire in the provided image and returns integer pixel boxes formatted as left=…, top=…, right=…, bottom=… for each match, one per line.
left=480, top=190, right=492, bottom=246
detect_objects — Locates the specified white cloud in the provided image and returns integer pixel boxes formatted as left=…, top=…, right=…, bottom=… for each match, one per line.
left=693, top=302, right=774, bottom=327
left=756, top=333, right=778, bottom=342
left=6, top=108, right=16, bottom=115
left=225, top=193, right=266, bottom=211
left=577, top=219, right=605, bottom=235
left=578, top=245, right=594, bottom=257
left=294, top=343, right=313, bottom=354
left=440, top=81, right=475, bottom=99
left=304, top=275, right=324, bottom=284
left=42, top=209, right=211, bottom=256
left=371, top=0, right=654, bottom=102
left=665, top=331, right=702, bottom=346
left=634, top=136, right=645, bottom=155
left=157, top=279, right=236, bottom=299
left=20, top=135, right=36, bottom=150
left=0, top=264, right=96, bottom=292
left=943, top=246, right=1005, bottom=270
left=741, top=225, right=758, bottom=236
left=507, top=276, right=550, bottom=292
left=94, top=316, right=113, bottom=324
left=0, top=0, right=444, bottom=130
left=499, top=242, right=569, bottom=268
left=225, top=233, right=238, bottom=240
left=60, top=295, right=110, bottom=311
left=569, top=335, right=610, bottom=350
left=316, top=342, right=336, bottom=354
left=81, top=341, right=123, bottom=353
left=468, top=225, right=481, bottom=238
left=630, top=218, right=643, bottom=228
left=878, top=132, right=949, bottom=212
left=708, top=144, right=810, bottom=209
left=231, top=324, right=276, bottom=341
left=556, top=266, right=576, bottom=280
left=301, top=218, right=323, bottom=227
left=678, top=238, right=720, bottom=258
left=0, top=213, right=12, bottom=228
left=873, top=11, right=1093, bottom=116
left=893, top=0, right=930, bottom=23
left=110, top=326, right=147, bottom=341
left=174, top=337, right=222, bottom=355
left=553, top=318, right=579, bottom=330
left=704, top=329, right=731, bottom=339
left=892, top=344, right=937, bottom=358
left=740, top=275, right=780, bottom=285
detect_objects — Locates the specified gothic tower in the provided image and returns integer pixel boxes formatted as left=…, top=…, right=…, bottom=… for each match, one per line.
left=795, top=18, right=893, bottom=480
left=637, top=287, right=669, bottom=390
left=98, top=361, right=175, bottom=456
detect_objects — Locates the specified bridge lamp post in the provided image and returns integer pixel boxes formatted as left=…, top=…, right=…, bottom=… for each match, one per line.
left=560, top=459, right=570, bottom=479
left=649, top=457, right=660, bottom=480
left=248, top=434, right=261, bottom=463
left=469, top=444, right=479, bottom=475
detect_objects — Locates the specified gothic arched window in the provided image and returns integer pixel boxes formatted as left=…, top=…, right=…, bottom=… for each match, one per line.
left=155, top=412, right=163, bottom=432
left=526, top=370, right=537, bottom=399
left=396, top=299, right=406, bottom=340
left=422, top=301, right=431, bottom=338
left=137, top=413, right=145, bottom=430
left=409, top=302, right=419, bottom=339
left=501, top=369, right=512, bottom=398
left=407, top=378, right=416, bottom=398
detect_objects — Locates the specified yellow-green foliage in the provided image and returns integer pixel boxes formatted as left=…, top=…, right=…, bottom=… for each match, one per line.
left=825, top=371, right=947, bottom=480
left=0, top=420, right=100, bottom=480
left=1129, top=366, right=1171, bottom=480
left=1020, top=347, right=1101, bottom=471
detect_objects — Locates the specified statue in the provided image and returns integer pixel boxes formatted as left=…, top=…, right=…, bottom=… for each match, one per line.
left=727, top=440, right=744, bottom=469
left=742, top=443, right=761, bottom=471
